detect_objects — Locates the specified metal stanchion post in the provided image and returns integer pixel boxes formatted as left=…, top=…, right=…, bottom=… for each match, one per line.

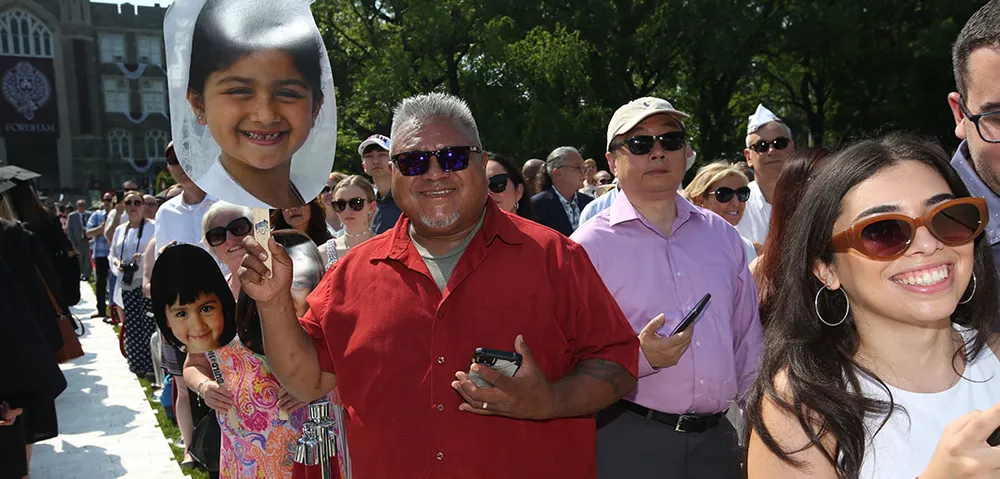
left=294, top=397, right=337, bottom=479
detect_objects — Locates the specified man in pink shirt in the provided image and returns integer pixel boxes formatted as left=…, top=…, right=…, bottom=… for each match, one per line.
left=571, top=97, right=762, bottom=478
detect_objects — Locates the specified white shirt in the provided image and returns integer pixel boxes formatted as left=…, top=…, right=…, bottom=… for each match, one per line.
left=740, top=236, right=757, bottom=266
left=736, top=181, right=771, bottom=244
left=859, top=331, right=1000, bottom=478
left=153, top=193, right=218, bottom=259
left=198, top=157, right=305, bottom=209
left=109, top=219, right=156, bottom=307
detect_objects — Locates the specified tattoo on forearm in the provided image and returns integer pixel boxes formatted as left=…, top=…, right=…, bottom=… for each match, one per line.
left=567, top=359, right=631, bottom=395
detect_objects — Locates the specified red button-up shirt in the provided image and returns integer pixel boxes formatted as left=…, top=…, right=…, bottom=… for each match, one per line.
left=299, top=200, right=638, bottom=478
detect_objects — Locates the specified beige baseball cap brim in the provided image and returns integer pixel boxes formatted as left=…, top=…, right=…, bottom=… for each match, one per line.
left=606, top=97, right=690, bottom=150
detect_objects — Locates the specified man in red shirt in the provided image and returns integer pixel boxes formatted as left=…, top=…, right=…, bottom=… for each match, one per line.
left=238, top=92, right=639, bottom=478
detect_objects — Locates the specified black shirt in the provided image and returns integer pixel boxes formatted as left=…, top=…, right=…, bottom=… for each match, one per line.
left=373, top=190, right=403, bottom=234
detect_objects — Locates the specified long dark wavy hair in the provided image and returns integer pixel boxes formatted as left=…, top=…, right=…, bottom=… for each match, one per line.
left=486, top=152, right=535, bottom=221
left=270, top=198, right=332, bottom=247
left=746, top=133, right=998, bottom=478
left=756, top=147, right=830, bottom=328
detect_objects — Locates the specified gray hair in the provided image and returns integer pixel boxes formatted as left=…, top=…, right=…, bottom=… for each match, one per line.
left=201, top=201, right=253, bottom=249
left=545, top=146, right=581, bottom=174
left=389, top=92, right=481, bottom=151
left=745, top=121, right=793, bottom=148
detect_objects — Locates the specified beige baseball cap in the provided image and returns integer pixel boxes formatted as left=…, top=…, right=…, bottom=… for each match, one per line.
left=606, top=97, right=690, bottom=151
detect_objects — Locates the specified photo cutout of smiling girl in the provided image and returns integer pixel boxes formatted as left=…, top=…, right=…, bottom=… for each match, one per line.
left=164, top=0, right=336, bottom=209
left=236, top=229, right=325, bottom=357
left=151, top=244, right=237, bottom=354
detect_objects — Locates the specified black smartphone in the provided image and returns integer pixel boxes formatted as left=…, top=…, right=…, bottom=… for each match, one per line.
left=989, top=427, right=1000, bottom=447
left=668, top=293, right=712, bottom=336
left=469, top=347, right=523, bottom=388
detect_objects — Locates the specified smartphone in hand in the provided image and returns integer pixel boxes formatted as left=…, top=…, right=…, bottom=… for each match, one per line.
left=668, top=293, right=711, bottom=336
left=469, top=348, right=522, bottom=388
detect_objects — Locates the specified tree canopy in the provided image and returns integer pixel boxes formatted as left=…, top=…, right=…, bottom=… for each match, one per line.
left=314, top=0, right=986, bottom=174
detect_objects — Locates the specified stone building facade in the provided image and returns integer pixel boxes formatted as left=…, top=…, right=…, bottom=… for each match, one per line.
left=0, top=0, right=169, bottom=196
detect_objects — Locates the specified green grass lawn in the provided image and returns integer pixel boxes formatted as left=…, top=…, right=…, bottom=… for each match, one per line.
left=88, top=279, right=209, bottom=479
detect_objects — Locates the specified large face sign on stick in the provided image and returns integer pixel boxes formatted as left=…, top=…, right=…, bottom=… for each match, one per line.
left=151, top=244, right=237, bottom=354
left=164, top=0, right=337, bottom=209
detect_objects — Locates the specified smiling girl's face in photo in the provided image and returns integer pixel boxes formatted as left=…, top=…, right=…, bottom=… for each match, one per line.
left=188, top=49, right=322, bottom=173
left=165, top=291, right=226, bottom=354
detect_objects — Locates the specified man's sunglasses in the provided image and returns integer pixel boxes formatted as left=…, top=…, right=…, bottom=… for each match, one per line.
left=332, top=197, right=368, bottom=213
left=749, top=137, right=791, bottom=154
left=828, top=197, right=987, bottom=261
left=709, top=186, right=751, bottom=203
left=204, top=217, right=253, bottom=247
left=611, top=132, right=686, bottom=155
left=488, top=174, right=509, bottom=194
left=391, top=146, right=482, bottom=177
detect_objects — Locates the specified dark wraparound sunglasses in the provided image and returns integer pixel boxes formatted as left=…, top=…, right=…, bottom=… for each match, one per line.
left=828, top=197, right=987, bottom=261
left=332, top=197, right=368, bottom=213
left=205, top=217, right=252, bottom=247
left=488, top=174, right=509, bottom=193
left=749, top=137, right=791, bottom=154
left=709, top=186, right=751, bottom=203
left=611, top=131, right=686, bottom=155
left=391, top=146, right=482, bottom=176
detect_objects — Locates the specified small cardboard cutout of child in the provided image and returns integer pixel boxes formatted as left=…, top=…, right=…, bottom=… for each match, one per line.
left=151, top=244, right=237, bottom=354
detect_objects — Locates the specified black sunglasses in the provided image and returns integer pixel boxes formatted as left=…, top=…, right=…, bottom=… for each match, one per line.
left=749, top=137, right=791, bottom=154
left=332, top=197, right=367, bottom=213
left=488, top=174, right=509, bottom=194
left=391, top=146, right=482, bottom=177
left=612, top=131, right=686, bottom=155
left=124, top=199, right=143, bottom=207
left=204, top=217, right=252, bottom=247
left=959, top=100, right=1000, bottom=144
left=709, top=186, right=751, bottom=203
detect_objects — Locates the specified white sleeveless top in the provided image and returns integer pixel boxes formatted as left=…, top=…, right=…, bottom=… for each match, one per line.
left=859, top=331, right=1000, bottom=478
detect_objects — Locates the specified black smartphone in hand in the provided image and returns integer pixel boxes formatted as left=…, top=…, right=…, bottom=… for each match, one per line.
left=469, top=348, right=523, bottom=388
left=668, top=293, right=711, bottom=336
left=988, top=427, right=1000, bottom=447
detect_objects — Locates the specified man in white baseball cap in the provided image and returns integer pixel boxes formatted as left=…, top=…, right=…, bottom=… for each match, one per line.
left=358, top=134, right=401, bottom=233
left=572, top=96, right=761, bottom=478
left=736, top=104, right=796, bottom=245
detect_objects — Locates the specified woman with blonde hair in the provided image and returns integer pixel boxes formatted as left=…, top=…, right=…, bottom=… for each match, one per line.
left=320, top=175, right=377, bottom=268
left=682, top=162, right=757, bottom=261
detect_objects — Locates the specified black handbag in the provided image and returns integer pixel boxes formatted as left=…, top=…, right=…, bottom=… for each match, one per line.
left=188, top=394, right=221, bottom=472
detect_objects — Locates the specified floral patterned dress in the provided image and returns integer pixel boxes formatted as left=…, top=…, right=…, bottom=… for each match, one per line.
left=213, top=338, right=345, bottom=478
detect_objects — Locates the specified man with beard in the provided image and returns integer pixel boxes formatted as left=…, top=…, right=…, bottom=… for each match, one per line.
left=238, top=92, right=639, bottom=478
left=948, top=0, right=1000, bottom=300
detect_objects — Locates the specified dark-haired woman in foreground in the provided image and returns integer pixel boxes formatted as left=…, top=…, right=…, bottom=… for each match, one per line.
left=746, top=134, right=1000, bottom=478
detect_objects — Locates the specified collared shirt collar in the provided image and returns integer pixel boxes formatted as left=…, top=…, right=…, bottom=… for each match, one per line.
left=951, top=141, right=1000, bottom=246
left=608, top=190, right=702, bottom=236
left=374, top=199, right=525, bottom=262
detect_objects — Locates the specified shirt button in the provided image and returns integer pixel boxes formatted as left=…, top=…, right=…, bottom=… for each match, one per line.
left=675, top=272, right=682, bottom=277
left=437, top=356, right=445, bottom=364
left=435, top=403, right=444, bottom=412
left=695, top=341, right=701, bottom=347
left=699, top=379, right=705, bottom=385
left=437, top=310, right=444, bottom=318
left=436, top=452, right=444, bottom=460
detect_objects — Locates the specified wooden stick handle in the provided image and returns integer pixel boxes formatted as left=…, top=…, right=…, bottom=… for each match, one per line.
left=252, top=208, right=272, bottom=272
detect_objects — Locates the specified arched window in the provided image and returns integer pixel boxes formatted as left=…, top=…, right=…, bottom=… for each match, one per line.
left=145, top=130, right=168, bottom=159
left=0, top=10, right=54, bottom=58
left=108, top=129, right=132, bottom=160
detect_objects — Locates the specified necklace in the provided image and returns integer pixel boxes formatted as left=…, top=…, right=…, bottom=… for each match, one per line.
left=344, top=229, right=372, bottom=238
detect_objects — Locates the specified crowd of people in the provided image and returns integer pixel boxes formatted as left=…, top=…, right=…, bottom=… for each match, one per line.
left=3, top=1, right=1000, bottom=478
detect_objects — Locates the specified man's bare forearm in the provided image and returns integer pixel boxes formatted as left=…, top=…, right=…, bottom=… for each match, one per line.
left=549, top=359, right=636, bottom=418
left=257, top=294, right=335, bottom=401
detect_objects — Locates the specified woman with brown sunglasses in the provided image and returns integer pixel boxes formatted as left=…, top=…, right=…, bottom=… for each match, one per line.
left=746, top=133, right=1000, bottom=478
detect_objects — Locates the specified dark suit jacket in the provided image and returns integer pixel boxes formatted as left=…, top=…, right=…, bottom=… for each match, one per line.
left=530, top=188, right=594, bottom=236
